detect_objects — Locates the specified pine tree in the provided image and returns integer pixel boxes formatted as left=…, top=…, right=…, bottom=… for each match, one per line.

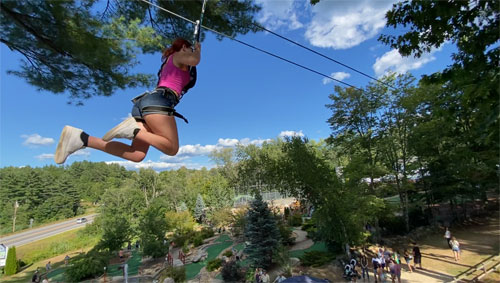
left=178, top=202, right=188, bottom=212
left=4, top=245, right=17, bottom=275
left=244, top=193, right=281, bottom=269
left=194, top=194, right=205, bottom=223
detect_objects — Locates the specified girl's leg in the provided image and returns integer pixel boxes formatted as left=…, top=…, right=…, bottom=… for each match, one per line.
left=87, top=121, right=151, bottom=162
left=138, top=114, right=179, bottom=156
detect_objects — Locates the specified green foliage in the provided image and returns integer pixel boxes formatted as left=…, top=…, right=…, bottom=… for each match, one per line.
left=277, top=222, right=295, bottom=246
left=208, top=207, right=233, bottom=228
left=194, top=194, right=206, bottom=223
left=96, top=214, right=131, bottom=252
left=244, top=193, right=281, bottom=269
left=139, top=204, right=168, bottom=258
left=223, top=250, right=233, bottom=257
left=206, top=258, right=223, bottom=272
left=165, top=210, right=196, bottom=236
left=4, top=246, right=17, bottom=275
left=299, top=250, right=335, bottom=267
left=287, top=213, right=303, bottom=227
left=162, top=266, right=186, bottom=282
left=0, top=0, right=261, bottom=103
left=65, top=250, right=110, bottom=282
left=221, top=261, right=244, bottom=281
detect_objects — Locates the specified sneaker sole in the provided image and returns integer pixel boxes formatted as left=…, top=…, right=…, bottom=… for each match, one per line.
left=54, top=126, right=71, bottom=164
left=102, top=117, right=137, bottom=141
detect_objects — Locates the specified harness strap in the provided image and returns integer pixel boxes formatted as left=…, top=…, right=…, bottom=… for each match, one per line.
left=142, top=106, right=189, bottom=124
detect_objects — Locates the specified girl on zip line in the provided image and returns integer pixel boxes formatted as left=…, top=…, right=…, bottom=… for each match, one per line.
left=55, top=38, right=201, bottom=164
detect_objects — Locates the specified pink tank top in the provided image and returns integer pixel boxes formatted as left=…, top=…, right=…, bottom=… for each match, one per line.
left=157, top=54, right=190, bottom=95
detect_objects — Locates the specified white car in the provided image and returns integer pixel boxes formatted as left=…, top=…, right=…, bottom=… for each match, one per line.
left=76, top=218, right=87, bottom=224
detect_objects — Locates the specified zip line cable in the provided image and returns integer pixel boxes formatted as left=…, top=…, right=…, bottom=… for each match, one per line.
left=139, top=0, right=367, bottom=91
left=250, top=23, right=398, bottom=91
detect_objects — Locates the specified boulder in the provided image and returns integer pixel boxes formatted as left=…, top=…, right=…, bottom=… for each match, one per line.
left=192, top=249, right=208, bottom=263
left=163, top=278, right=175, bottom=283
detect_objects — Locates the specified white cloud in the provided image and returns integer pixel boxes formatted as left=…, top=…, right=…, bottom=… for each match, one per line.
left=217, top=138, right=239, bottom=147
left=255, top=0, right=304, bottom=30
left=305, top=0, right=396, bottom=49
left=22, top=134, right=54, bottom=147
left=373, top=49, right=438, bottom=77
left=279, top=130, right=304, bottom=138
left=323, top=72, right=351, bottom=84
left=72, top=150, right=91, bottom=157
left=36, top=153, right=54, bottom=160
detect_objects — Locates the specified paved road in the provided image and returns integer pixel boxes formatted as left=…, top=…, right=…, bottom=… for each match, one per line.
left=0, top=214, right=97, bottom=247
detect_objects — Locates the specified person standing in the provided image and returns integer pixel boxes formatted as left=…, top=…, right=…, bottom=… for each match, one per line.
left=412, top=243, right=422, bottom=269
left=65, top=255, right=70, bottom=266
left=360, top=253, right=370, bottom=281
left=261, top=270, right=270, bottom=283
left=372, top=256, right=381, bottom=283
left=403, top=249, right=413, bottom=272
left=444, top=227, right=452, bottom=249
left=45, top=261, right=51, bottom=272
left=451, top=237, right=461, bottom=261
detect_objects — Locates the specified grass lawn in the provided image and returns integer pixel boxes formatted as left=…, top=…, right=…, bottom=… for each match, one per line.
left=17, top=229, right=99, bottom=264
left=289, top=242, right=328, bottom=258
left=185, top=234, right=233, bottom=280
left=47, top=266, right=68, bottom=282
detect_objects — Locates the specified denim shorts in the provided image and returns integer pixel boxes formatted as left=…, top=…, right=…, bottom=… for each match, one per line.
left=131, top=87, right=179, bottom=121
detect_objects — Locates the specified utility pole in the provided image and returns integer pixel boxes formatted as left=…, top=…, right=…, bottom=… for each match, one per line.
left=12, top=200, right=19, bottom=232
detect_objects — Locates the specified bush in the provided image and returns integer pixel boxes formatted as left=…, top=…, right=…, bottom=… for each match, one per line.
left=223, top=250, right=233, bottom=257
left=221, top=261, right=244, bottom=281
left=192, top=235, right=204, bottom=247
left=200, top=227, right=215, bottom=239
left=288, top=213, right=302, bottom=227
left=162, top=266, right=186, bottom=282
left=278, top=223, right=295, bottom=246
left=142, top=236, right=168, bottom=258
left=299, top=251, right=334, bottom=267
left=301, top=219, right=318, bottom=240
left=206, top=258, right=223, bottom=272
left=65, top=250, right=110, bottom=282
left=4, top=246, right=17, bottom=275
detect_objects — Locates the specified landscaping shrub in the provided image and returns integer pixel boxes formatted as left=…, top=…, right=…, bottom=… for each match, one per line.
left=288, top=213, right=302, bottom=227
left=299, top=250, right=334, bottom=267
left=301, top=219, right=318, bottom=240
left=65, top=250, right=110, bottom=282
left=4, top=246, right=17, bottom=275
left=278, top=222, right=295, bottom=246
left=221, top=261, right=243, bottom=281
left=223, top=250, right=233, bottom=257
left=192, top=235, right=204, bottom=247
left=200, top=227, right=215, bottom=239
left=206, top=258, right=223, bottom=272
left=163, top=266, right=186, bottom=282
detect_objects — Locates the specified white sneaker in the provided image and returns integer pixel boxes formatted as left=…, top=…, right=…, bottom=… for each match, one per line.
left=54, top=126, right=85, bottom=164
left=102, top=117, right=139, bottom=141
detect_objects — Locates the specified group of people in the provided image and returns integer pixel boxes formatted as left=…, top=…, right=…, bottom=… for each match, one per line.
left=444, top=227, right=462, bottom=261
left=254, top=268, right=287, bottom=283
left=344, top=244, right=423, bottom=283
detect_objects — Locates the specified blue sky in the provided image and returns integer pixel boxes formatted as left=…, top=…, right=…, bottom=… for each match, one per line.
left=0, top=0, right=455, bottom=171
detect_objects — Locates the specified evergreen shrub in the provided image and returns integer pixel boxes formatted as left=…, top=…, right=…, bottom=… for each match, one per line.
left=299, top=250, right=334, bottom=267
left=4, top=246, right=17, bottom=275
left=221, top=261, right=243, bottom=281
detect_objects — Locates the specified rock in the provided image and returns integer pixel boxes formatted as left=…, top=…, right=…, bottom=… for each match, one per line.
left=163, top=278, right=175, bottom=283
left=192, top=249, right=208, bottom=263
left=290, top=257, right=300, bottom=266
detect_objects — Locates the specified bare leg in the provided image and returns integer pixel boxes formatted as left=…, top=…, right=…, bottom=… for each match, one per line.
left=88, top=114, right=179, bottom=162
left=87, top=121, right=151, bottom=162
left=139, top=114, right=179, bottom=155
